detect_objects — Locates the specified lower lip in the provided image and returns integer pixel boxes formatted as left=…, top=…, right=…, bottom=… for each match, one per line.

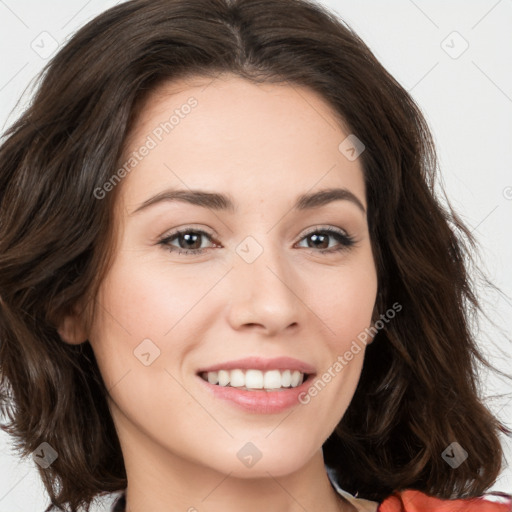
left=196, top=374, right=315, bottom=414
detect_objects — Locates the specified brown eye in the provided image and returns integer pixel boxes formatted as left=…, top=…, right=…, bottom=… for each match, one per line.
left=297, top=228, right=355, bottom=254
left=159, top=229, right=216, bottom=255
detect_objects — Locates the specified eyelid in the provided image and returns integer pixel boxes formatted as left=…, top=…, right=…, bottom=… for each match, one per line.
left=160, top=224, right=218, bottom=241
left=299, top=224, right=350, bottom=239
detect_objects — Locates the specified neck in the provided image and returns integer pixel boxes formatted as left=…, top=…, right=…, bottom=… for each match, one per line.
left=113, top=414, right=352, bottom=512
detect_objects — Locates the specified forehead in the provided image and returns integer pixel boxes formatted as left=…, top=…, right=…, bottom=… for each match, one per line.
left=118, top=73, right=366, bottom=213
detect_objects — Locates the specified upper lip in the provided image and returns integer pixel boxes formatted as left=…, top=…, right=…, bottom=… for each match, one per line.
left=196, top=356, right=316, bottom=375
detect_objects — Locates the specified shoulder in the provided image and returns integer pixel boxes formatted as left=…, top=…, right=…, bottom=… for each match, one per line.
left=377, top=489, right=512, bottom=512
left=327, top=466, right=512, bottom=512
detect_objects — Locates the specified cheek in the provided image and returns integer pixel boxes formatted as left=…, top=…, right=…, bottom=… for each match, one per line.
left=86, top=257, right=206, bottom=438
left=92, top=254, right=217, bottom=341
left=86, top=251, right=230, bottom=396
left=307, top=259, right=378, bottom=349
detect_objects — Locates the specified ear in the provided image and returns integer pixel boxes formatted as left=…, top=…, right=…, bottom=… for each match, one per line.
left=57, top=308, right=88, bottom=345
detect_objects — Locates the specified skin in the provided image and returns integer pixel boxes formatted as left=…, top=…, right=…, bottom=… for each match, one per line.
left=59, top=73, right=378, bottom=512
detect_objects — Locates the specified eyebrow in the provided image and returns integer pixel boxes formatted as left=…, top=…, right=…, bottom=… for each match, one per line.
left=129, top=186, right=366, bottom=216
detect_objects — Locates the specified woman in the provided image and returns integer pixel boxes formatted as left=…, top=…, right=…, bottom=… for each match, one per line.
left=0, top=1, right=510, bottom=511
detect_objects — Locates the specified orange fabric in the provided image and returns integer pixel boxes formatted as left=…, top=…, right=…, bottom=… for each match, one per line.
left=378, top=490, right=512, bottom=512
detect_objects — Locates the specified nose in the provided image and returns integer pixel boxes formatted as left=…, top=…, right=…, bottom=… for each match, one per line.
left=226, top=242, right=302, bottom=336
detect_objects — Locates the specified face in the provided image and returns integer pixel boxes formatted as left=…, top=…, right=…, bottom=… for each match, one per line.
left=63, top=74, right=378, bottom=479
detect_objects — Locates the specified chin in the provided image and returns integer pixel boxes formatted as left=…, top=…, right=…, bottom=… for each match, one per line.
left=225, top=443, right=313, bottom=479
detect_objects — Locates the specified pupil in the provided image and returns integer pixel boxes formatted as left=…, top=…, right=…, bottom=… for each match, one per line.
left=182, top=233, right=200, bottom=249
left=310, top=233, right=327, bottom=249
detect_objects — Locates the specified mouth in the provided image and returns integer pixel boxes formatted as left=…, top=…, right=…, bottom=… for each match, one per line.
left=196, top=369, right=316, bottom=414
left=195, top=358, right=317, bottom=413
left=197, top=369, right=313, bottom=391
left=195, top=356, right=317, bottom=413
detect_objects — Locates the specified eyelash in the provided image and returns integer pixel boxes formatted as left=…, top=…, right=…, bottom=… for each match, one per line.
left=158, top=226, right=356, bottom=256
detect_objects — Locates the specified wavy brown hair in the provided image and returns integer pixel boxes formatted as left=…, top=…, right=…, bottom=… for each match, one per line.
left=0, top=0, right=510, bottom=510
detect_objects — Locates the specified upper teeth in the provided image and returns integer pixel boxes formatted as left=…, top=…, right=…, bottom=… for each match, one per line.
left=201, top=369, right=305, bottom=390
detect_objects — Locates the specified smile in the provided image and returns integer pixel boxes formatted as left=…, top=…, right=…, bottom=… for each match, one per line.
left=199, top=369, right=307, bottom=390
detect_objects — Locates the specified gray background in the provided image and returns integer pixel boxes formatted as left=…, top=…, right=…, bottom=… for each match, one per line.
left=0, top=0, right=511, bottom=510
